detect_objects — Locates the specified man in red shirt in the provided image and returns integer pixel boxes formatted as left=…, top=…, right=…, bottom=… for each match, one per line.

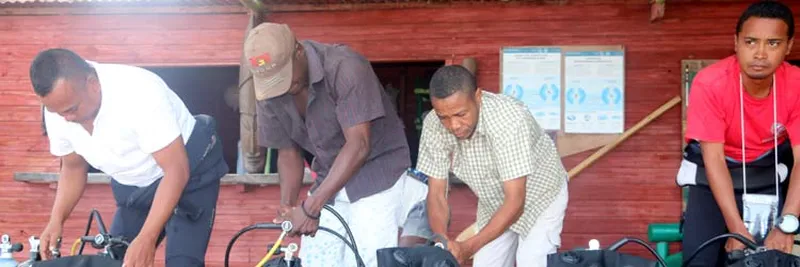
left=681, top=1, right=799, bottom=266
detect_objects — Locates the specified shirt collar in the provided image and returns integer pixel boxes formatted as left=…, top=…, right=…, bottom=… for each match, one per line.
left=730, top=56, right=789, bottom=97
left=301, top=41, right=325, bottom=105
left=302, top=41, right=324, bottom=86
left=87, top=61, right=107, bottom=128
left=471, top=91, right=489, bottom=138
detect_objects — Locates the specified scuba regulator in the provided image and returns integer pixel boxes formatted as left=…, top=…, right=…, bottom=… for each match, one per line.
left=0, top=234, right=23, bottom=267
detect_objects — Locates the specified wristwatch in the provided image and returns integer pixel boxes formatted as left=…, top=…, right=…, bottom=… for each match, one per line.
left=776, top=214, right=800, bottom=234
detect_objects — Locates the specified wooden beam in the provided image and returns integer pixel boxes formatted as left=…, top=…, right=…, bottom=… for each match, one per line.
left=556, top=133, right=620, bottom=158
left=0, top=5, right=248, bottom=16
left=13, top=171, right=465, bottom=185
left=567, top=95, right=682, bottom=178
left=0, top=0, right=572, bottom=16
left=13, top=172, right=313, bottom=185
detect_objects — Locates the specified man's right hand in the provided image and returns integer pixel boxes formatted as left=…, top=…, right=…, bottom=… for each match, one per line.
left=725, top=226, right=755, bottom=252
left=39, top=221, right=63, bottom=260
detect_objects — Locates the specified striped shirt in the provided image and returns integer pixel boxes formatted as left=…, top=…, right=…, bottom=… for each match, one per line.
left=416, top=91, right=567, bottom=237
left=256, top=40, right=411, bottom=203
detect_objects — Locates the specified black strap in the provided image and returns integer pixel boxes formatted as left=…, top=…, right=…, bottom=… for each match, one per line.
left=427, top=233, right=449, bottom=249
left=301, top=199, right=321, bottom=220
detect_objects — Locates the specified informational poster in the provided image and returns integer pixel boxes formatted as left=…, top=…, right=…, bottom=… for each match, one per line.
left=563, top=51, right=625, bottom=134
left=500, top=47, right=562, bottom=131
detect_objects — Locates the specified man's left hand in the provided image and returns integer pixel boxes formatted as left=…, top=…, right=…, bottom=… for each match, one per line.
left=447, top=240, right=475, bottom=265
left=122, top=235, right=157, bottom=267
left=286, top=201, right=320, bottom=237
left=764, top=229, right=794, bottom=254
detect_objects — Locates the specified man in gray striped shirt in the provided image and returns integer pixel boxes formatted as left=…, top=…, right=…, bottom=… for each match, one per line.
left=417, top=65, right=569, bottom=267
left=243, top=23, right=429, bottom=267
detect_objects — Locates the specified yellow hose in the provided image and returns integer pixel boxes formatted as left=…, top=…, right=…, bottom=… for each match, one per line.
left=256, top=231, right=287, bottom=267
left=70, top=238, right=82, bottom=256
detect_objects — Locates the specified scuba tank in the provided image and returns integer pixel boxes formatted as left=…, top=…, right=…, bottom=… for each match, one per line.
left=0, top=234, right=22, bottom=267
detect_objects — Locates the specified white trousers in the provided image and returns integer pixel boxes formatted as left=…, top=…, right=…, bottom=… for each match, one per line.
left=298, top=173, right=428, bottom=267
left=472, top=181, right=569, bottom=267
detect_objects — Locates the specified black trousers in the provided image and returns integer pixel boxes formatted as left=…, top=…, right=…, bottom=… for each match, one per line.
left=109, top=178, right=220, bottom=266
left=681, top=183, right=788, bottom=267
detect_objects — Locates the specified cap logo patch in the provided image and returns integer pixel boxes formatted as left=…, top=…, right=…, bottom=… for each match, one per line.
left=249, top=53, right=278, bottom=74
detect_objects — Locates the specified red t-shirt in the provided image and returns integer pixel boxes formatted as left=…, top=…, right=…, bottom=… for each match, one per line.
left=685, top=55, right=800, bottom=162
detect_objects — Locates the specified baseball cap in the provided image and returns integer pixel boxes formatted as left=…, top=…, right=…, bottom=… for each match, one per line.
left=244, top=23, right=297, bottom=100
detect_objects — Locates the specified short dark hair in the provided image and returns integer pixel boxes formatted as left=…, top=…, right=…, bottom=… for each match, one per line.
left=736, top=0, right=795, bottom=40
left=429, top=65, right=477, bottom=99
left=29, top=48, right=95, bottom=97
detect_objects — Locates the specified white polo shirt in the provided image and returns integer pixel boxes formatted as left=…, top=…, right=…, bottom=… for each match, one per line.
left=44, top=61, right=196, bottom=187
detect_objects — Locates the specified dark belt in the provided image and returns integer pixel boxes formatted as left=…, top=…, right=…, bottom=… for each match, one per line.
left=682, top=139, right=794, bottom=190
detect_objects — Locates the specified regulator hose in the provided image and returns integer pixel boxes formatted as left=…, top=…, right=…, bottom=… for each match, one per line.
left=224, top=204, right=365, bottom=267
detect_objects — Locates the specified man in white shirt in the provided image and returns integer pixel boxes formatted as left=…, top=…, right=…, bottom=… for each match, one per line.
left=30, top=48, right=229, bottom=267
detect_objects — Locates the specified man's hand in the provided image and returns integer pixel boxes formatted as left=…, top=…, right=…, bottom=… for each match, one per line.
left=122, top=235, right=157, bottom=267
left=38, top=221, right=63, bottom=260
left=447, top=240, right=475, bottom=265
left=270, top=202, right=319, bottom=238
left=273, top=205, right=294, bottom=224
left=41, top=152, right=90, bottom=260
left=764, top=229, right=794, bottom=254
left=725, top=227, right=755, bottom=252
left=286, top=201, right=320, bottom=237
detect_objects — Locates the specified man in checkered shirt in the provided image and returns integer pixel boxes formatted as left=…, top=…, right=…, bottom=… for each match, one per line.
left=416, top=65, right=569, bottom=267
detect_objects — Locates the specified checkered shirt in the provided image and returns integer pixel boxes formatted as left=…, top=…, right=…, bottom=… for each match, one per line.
left=416, top=91, right=567, bottom=237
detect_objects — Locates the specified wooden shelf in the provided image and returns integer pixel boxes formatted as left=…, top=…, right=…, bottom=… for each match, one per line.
left=13, top=172, right=313, bottom=185
left=13, top=171, right=464, bottom=186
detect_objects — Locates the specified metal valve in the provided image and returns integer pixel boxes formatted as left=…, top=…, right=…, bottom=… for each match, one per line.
left=28, top=236, right=39, bottom=253
left=283, top=243, right=299, bottom=266
left=0, top=234, right=23, bottom=258
left=0, top=235, right=10, bottom=253
left=281, top=221, right=293, bottom=232
left=94, top=234, right=107, bottom=247
left=50, top=237, right=61, bottom=258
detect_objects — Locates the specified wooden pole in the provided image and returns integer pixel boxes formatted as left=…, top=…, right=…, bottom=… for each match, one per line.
left=567, top=95, right=682, bottom=179
left=455, top=95, right=683, bottom=242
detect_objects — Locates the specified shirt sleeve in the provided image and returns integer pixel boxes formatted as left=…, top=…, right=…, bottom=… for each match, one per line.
left=43, top=109, right=74, bottom=157
left=492, top=109, right=538, bottom=181
left=332, top=58, right=386, bottom=129
left=785, top=81, right=800, bottom=146
left=256, top=99, right=295, bottom=149
left=132, top=73, right=184, bottom=154
left=685, top=78, right=726, bottom=143
left=415, top=112, right=451, bottom=180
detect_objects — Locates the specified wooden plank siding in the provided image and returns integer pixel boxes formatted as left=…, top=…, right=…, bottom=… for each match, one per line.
left=2, top=1, right=800, bottom=265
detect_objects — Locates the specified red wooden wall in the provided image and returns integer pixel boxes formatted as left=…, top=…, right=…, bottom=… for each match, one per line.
left=2, top=1, right=800, bottom=266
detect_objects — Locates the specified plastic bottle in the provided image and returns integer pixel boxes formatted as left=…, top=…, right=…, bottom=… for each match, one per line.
left=0, top=234, right=21, bottom=267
